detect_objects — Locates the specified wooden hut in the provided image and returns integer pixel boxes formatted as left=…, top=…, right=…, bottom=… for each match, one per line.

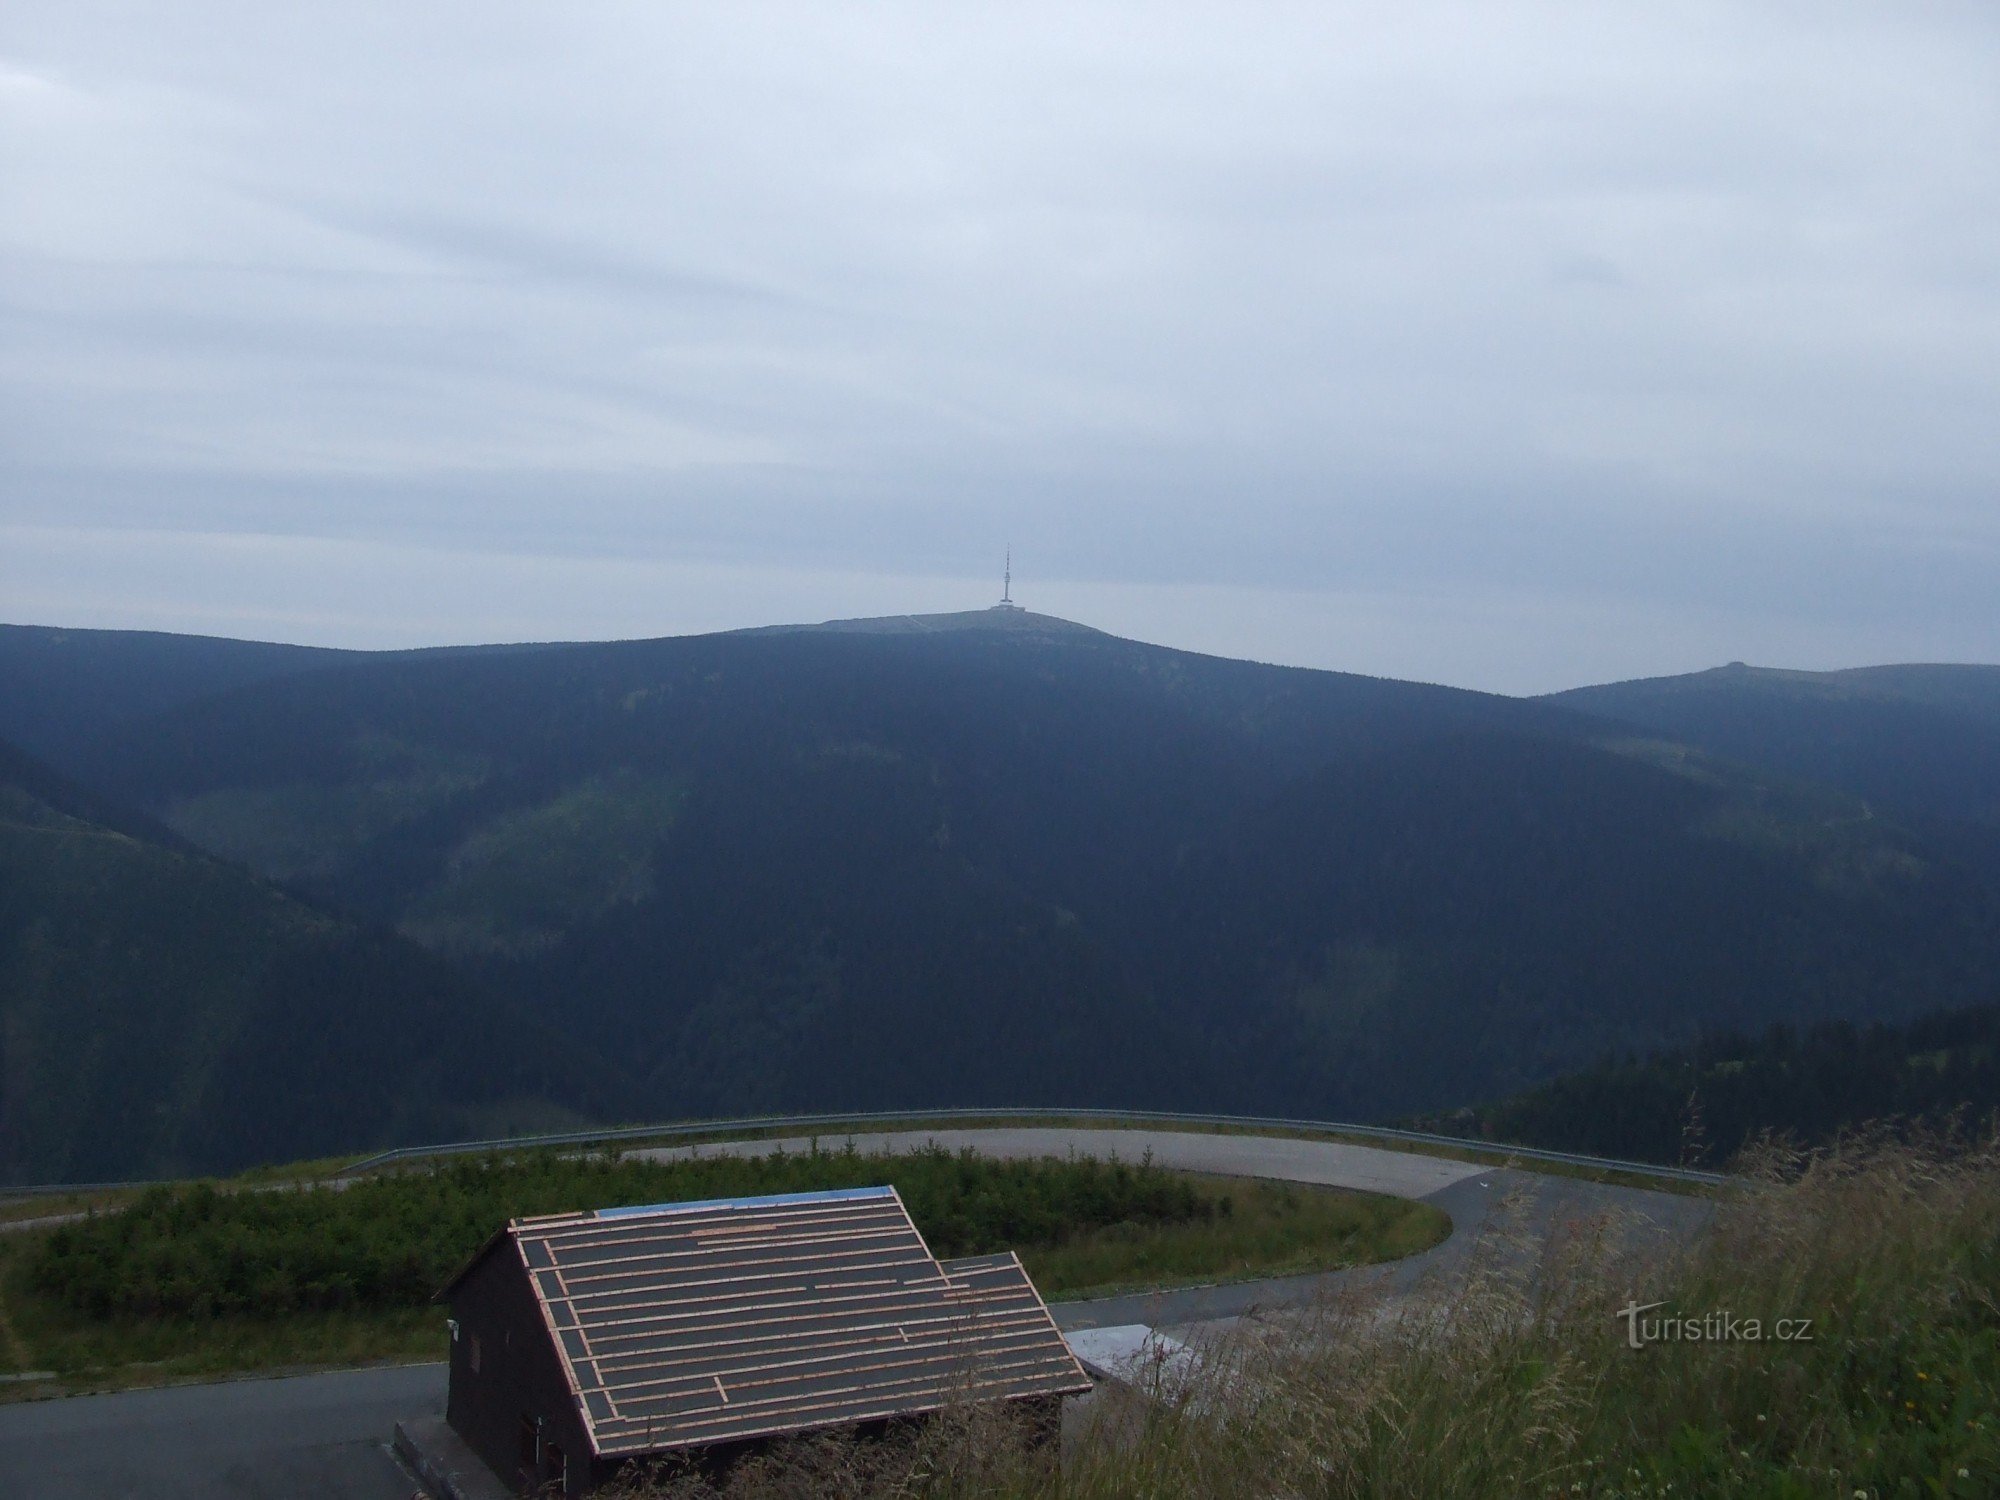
left=437, top=1185, right=1089, bottom=1495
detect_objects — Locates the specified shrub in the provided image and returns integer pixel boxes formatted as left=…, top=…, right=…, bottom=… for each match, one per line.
left=28, top=1144, right=1207, bottom=1322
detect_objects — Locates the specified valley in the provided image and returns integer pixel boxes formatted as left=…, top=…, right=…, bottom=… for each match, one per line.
left=5, top=613, right=1998, bottom=1183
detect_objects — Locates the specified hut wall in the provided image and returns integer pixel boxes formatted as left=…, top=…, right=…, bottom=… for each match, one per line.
left=445, top=1247, right=598, bottom=1497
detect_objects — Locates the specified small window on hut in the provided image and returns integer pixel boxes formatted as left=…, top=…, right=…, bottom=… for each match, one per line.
left=469, top=1332, right=481, bottom=1373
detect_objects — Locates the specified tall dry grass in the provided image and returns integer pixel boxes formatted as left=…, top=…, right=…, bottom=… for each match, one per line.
left=597, top=1129, right=2000, bottom=1498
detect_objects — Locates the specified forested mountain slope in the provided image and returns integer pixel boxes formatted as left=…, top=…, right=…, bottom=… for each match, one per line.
left=1550, top=663, right=2000, bottom=829
left=1145, top=731, right=2000, bottom=1117
left=0, top=740, right=610, bottom=1181
left=6, top=614, right=1998, bottom=1176
left=1424, top=1000, right=2000, bottom=1167
left=0, top=625, right=354, bottom=771
left=0, top=622, right=559, bottom=778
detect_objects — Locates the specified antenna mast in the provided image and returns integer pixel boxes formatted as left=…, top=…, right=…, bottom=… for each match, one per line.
left=992, top=548, right=1022, bottom=611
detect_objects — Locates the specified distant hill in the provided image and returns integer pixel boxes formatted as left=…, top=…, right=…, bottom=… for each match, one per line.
left=1144, top=730, right=2000, bottom=1118
left=0, top=624, right=354, bottom=771
left=1417, top=1000, right=2000, bottom=1168
left=0, top=739, right=612, bottom=1182
left=66, top=612, right=1580, bottom=1124
left=6, top=616, right=2000, bottom=1176
left=1549, top=663, right=2000, bottom=828
left=0, top=622, right=560, bottom=776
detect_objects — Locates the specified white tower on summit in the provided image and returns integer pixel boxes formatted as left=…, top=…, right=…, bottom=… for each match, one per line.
left=992, top=549, right=1022, bottom=611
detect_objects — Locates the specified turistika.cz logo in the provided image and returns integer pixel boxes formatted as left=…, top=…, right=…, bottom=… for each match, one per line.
left=1615, top=1300, right=1815, bottom=1350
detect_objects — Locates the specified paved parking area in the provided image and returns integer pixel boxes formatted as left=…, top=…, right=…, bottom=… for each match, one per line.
left=0, top=1363, right=444, bottom=1500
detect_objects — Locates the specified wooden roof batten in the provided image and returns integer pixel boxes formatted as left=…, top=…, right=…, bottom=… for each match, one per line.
left=444, top=1184, right=1089, bottom=1460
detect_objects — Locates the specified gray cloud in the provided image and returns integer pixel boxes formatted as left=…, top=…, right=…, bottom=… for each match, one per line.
left=2, top=2, right=1997, bottom=689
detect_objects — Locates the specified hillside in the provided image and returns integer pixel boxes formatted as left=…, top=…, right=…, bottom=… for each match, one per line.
left=1146, top=731, right=2000, bottom=1117
left=0, top=622, right=559, bottom=778
left=61, top=611, right=1585, bottom=1123
left=0, top=625, right=354, bottom=772
left=1422, top=1000, right=2000, bottom=1167
left=5, top=615, right=2000, bottom=1176
left=0, top=740, right=612, bottom=1182
left=1550, top=663, right=2000, bottom=828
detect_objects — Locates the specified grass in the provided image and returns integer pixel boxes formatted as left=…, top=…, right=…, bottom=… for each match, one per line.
left=162, top=754, right=485, bottom=886
left=588, top=1126, right=2000, bottom=1499
left=1025, top=1174, right=1447, bottom=1301
left=398, top=770, right=683, bottom=955
left=0, top=1189, right=140, bottom=1227
left=0, top=1241, right=438, bottom=1390
left=221, top=1151, right=382, bottom=1187
left=1, top=1147, right=1438, bottom=1399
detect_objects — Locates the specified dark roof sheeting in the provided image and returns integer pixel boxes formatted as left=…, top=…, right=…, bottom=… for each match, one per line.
left=492, top=1185, right=1089, bottom=1456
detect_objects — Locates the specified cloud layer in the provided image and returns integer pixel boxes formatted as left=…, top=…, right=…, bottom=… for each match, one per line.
left=4, top=2, right=1996, bottom=690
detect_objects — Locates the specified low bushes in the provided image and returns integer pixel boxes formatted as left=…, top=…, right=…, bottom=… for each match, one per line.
left=28, top=1143, right=1206, bottom=1321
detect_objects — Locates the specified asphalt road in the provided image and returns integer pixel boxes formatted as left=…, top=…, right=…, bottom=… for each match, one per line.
left=0, top=1362, right=442, bottom=1499
left=634, top=1125, right=1494, bottom=1198
left=632, top=1128, right=1707, bottom=1331
left=4, top=1127, right=1709, bottom=1498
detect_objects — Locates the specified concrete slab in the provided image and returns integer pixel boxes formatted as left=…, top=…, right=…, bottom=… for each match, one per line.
left=394, top=1416, right=511, bottom=1500
left=1064, top=1325, right=1195, bottom=1388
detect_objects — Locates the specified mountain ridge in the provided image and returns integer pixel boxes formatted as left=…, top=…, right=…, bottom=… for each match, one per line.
left=4, top=618, right=1998, bottom=1178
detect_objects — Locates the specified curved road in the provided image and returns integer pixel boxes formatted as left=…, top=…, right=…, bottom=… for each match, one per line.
left=2, top=1127, right=1709, bottom=1498
left=631, top=1127, right=1708, bottom=1330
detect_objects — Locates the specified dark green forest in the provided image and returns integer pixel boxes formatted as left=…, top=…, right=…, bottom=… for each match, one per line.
left=1423, top=1001, right=2000, bottom=1166
left=6, top=615, right=2000, bottom=1180
left=1551, top=662, right=2000, bottom=884
left=0, top=743, right=617, bottom=1182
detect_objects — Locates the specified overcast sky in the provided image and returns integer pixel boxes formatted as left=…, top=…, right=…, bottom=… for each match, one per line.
left=3, top=3, right=1996, bottom=692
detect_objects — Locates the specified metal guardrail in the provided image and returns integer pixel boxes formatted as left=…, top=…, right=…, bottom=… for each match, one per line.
left=0, top=1110, right=1729, bottom=1197
left=338, top=1106, right=1730, bottom=1187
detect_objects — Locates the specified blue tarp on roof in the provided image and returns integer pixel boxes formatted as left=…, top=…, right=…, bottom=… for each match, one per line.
left=593, top=1184, right=895, bottom=1220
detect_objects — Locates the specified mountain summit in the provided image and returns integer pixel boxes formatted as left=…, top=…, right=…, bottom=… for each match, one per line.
left=3, top=620, right=1998, bottom=1179
left=736, top=607, right=1104, bottom=639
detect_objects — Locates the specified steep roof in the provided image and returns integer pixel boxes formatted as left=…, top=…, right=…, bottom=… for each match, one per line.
left=444, top=1185, right=1089, bottom=1457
